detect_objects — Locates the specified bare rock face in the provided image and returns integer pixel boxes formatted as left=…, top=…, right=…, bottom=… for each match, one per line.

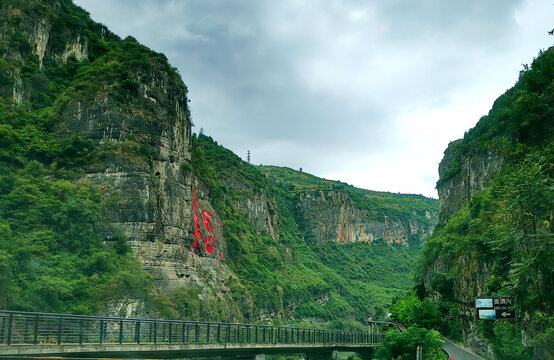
left=67, top=83, right=237, bottom=304
left=231, top=191, right=279, bottom=241
left=295, top=190, right=435, bottom=245
left=437, top=149, right=503, bottom=222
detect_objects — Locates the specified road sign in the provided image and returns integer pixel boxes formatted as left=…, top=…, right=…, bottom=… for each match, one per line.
left=475, top=296, right=516, bottom=320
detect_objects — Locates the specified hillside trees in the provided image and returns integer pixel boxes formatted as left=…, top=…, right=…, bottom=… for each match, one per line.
left=375, top=327, right=445, bottom=360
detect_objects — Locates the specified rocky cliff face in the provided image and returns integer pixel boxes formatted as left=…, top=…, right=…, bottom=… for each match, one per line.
left=426, top=145, right=503, bottom=357
left=422, top=253, right=496, bottom=358
left=0, top=2, right=90, bottom=104
left=295, top=190, right=434, bottom=245
left=0, top=0, right=239, bottom=314
left=437, top=147, right=503, bottom=222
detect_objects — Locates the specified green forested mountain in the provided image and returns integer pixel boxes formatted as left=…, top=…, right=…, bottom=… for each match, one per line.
left=0, top=0, right=438, bottom=327
left=409, top=47, right=553, bottom=359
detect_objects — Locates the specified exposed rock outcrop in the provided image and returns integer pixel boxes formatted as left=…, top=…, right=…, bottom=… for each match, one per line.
left=437, top=148, right=503, bottom=222
left=295, top=190, right=435, bottom=245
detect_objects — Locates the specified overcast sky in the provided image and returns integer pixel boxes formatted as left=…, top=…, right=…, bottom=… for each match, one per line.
left=74, top=0, right=552, bottom=198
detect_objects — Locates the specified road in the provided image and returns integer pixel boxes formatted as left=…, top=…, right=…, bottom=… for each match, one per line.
left=442, top=338, right=484, bottom=360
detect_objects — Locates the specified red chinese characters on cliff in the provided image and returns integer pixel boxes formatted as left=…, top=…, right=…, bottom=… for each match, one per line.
left=191, top=188, right=222, bottom=264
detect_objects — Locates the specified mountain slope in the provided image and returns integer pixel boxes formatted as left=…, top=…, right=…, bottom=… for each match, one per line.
left=0, top=0, right=439, bottom=325
left=417, top=47, right=553, bottom=359
left=189, top=135, right=438, bottom=322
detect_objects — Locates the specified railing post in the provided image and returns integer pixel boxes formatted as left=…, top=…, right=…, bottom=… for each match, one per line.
left=79, top=318, right=83, bottom=345
left=6, top=314, right=13, bottom=345
left=99, top=319, right=104, bottom=344
left=255, top=325, right=258, bottom=343
left=58, top=316, right=62, bottom=345
left=33, top=315, right=39, bottom=345
left=182, top=323, right=185, bottom=344
left=235, top=325, right=239, bottom=343
left=136, top=321, right=141, bottom=344
left=168, top=322, right=172, bottom=344
left=185, top=323, right=189, bottom=343
left=206, top=323, right=210, bottom=343
left=217, top=324, right=221, bottom=343
left=227, top=324, right=231, bottom=343
left=195, top=323, right=199, bottom=343
left=153, top=321, right=157, bottom=344
left=119, top=320, right=123, bottom=344
left=262, top=326, right=266, bottom=343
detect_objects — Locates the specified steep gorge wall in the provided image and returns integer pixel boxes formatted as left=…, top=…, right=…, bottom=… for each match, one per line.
left=437, top=147, right=503, bottom=222
left=295, top=190, right=435, bottom=245
left=426, top=146, right=503, bottom=357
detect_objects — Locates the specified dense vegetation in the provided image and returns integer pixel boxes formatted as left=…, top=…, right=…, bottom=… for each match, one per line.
left=375, top=326, right=445, bottom=360
left=416, top=48, right=553, bottom=359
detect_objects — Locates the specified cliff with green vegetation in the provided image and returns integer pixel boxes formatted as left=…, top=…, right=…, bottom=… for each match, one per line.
left=414, top=47, right=553, bottom=359
left=260, top=166, right=437, bottom=245
left=0, top=0, right=438, bottom=326
left=189, top=135, right=438, bottom=323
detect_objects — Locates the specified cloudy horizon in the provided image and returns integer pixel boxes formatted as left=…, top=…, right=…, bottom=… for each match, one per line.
left=74, top=0, right=553, bottom=198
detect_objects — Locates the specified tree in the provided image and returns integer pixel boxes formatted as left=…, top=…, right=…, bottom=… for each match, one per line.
left=375, top=326, right=444, bottom=360
left=390, top=292, right=442, bottom=329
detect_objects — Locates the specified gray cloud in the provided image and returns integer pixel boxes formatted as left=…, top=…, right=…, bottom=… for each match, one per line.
left=75, top=0, right=553, bottom=197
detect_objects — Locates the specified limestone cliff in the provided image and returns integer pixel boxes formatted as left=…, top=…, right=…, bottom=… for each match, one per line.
left=0, top=0, right=240, bottom=318
left=437, top=144, right=503, bottom=223
left=295, top=190, right=434, bottom=245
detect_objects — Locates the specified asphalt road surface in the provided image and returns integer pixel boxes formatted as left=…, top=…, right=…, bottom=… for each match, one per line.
left=443, top=338, right=484, bottom=360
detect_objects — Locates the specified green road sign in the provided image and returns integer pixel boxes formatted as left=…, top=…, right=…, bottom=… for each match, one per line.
left=475, top=296, right=516, bottom=320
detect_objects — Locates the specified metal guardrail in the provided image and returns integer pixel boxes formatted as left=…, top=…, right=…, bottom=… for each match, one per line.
left=0, top=310, right=385, bottom=347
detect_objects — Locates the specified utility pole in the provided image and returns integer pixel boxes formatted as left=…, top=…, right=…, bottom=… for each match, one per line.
left=247, top=150, right=251, bottom=163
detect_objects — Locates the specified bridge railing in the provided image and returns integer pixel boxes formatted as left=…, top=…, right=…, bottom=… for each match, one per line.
left=0, top=310, right=385, bottom=347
